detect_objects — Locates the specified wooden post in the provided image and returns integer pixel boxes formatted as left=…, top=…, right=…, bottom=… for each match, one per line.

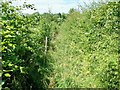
left=45, top=36, right=48, bottom=55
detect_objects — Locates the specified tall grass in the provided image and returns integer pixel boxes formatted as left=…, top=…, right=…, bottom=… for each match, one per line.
left=48, top=1, right=119, bottom=88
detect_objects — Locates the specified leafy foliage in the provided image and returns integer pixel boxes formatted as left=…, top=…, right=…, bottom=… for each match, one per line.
left=0, top=0, right=119, bottom=89
left=48, top=1, right=119, bottom=88
left=1, top=1, right=52, bottom=89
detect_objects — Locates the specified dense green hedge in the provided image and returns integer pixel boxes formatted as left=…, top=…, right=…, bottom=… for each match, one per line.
left=49, top=1, right=119, bottom=88
left=1, top=1, right=52, bottom=89
left=0, top=0, right=119, bottom=89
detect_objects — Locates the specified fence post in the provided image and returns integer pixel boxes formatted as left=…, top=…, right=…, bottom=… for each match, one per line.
left=45, top=36, right=48, bottom=55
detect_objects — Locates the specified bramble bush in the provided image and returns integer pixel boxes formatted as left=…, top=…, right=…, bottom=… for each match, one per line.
left=0, top=0, right=119, bottom=89
left=1, top=1, right=52, bottom=90
left=48, top=1, right=119, bottom=88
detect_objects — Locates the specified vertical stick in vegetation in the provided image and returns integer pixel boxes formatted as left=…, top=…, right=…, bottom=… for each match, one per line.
left=45, top=36, right=48, bottom=55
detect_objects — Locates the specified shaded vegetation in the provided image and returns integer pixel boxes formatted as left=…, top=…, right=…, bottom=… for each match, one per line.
left=0, top=0, right=119, bottom=90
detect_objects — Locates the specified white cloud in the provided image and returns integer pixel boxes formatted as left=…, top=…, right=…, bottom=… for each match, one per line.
left=12, top=0, right=94, bottom=14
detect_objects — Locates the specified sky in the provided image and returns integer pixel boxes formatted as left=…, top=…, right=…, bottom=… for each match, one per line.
left=11, top=0, right=99, bottom=14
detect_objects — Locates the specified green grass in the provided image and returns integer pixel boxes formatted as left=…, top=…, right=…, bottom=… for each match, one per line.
left=48, top=1, right=119, bottom=88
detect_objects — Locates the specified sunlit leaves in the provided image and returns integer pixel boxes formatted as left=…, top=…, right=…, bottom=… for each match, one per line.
left=4, top=73, right=11, bottom=77
left=49, top=1, right=119, bottom=88
left=1, top=0, right=51, bottom=89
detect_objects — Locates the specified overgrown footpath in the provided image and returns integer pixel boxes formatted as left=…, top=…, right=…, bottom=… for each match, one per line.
left=0, top=0, right=119, bottom=90
left=48, top=1, right=119, bottom=88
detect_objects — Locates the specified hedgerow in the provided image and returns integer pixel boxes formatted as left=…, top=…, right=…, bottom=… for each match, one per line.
left=1, top=1, right=52, bottom=89
left=48, top=1, right=119, bottom=88
left=0, top=0, right=119, bottom=89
